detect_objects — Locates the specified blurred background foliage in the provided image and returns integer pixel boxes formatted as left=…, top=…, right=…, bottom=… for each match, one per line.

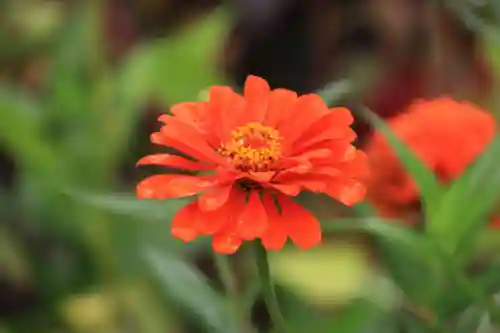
left=2, top=0, right=500, bottom=332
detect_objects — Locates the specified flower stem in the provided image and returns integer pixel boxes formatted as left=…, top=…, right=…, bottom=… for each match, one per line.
left=214, top=254, right=239, bottom=298
left=435, top=244, right=500, bottom=325
left=213, top=254, right=253, bottom=333
left=252, top=242, right=287, bottom=333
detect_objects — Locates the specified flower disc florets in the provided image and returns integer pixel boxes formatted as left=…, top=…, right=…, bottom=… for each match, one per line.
left=218, top=122, right=283, bottom=172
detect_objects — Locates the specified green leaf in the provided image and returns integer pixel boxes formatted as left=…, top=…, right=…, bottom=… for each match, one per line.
left=69, top=190, right=189, bottom=223
left=323, top=298, right=394, bottom=333
left=428, top=135, right=500, bottom=257
left=144, top=249, right=240, bottom=333
left=321, top=218, right=443, bottom=308
left=377, top=237, right=442, bottom=309
left=476, top=257, right=500, bottom=293
left=316, top=79, right=353, bottom=105
left=303, top=189, right=442, bottom=307
left=456, top=305, right=500, bottom=333
left=444, top=0, right=500, bottom=45
left=269, top=286, right=390, bottom=333
left=321, top=217, right=420, bottom=244
left=118, top=8, right=227, bottom=106
left=45, top=2, right=98, bottom=121
left=0, top=86, right=66, bottom=181
left=356, top=106, right=443, bottom=216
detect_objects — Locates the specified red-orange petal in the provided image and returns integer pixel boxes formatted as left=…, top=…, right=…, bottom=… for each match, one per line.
left=277, top=194, right=322, bottom=250
left=212, top=232, right=243, bottom=254
left=248, top=171, right=276, bottom=183
left=137, top=175, right=218, bottom=199
left=292, top=111, right=357, bottom=153
left=165, top=103, right=220, bottom=146
left=328, top=107, right=354, bottom=125
left=295, top=139, right=356, bottom=164
left=169, top=102, right=203, bottom=126
left=151, top=132, right=220, bottom=165
left=273, top=173, right=327, bottom=193
left=260, top=194, right=287, bottom=250
left=236, top=191, right=267, bottom=240
left=265, top=88, right=298, bottom=127
left=297, top=179, right=327, bottom=193
left=198, top=183, right=234, bottom=212
left=269, top=183, right=302, bottom=196
left=338, top=150, right=371, bottom=179
left=244, top=75, right=270, bottom=103
left=243, top=75, right=270, bottom=123
left=197, top=187, right=246, bottom=235
left=279, top=94, right=329, bottom=148
left=197, top=203, right=228, bottom=235
left=277, top=149, right=331, bottom=171
left=171, top=201, right=199, bottom=242
left=208, top=86, right=235, bottom=140
left=325, top=179, right=366, bottom=206
left=136, top=154, right=212, bottom=171
left=159, top=119, right=224, bottom=164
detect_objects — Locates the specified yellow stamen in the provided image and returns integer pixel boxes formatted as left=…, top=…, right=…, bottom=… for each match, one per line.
left=218, top=122, right=282, bottom=172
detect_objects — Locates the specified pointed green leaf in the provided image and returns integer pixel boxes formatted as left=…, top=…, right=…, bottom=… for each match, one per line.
left=69, top=190, right=189, bottom=223
left=320, top=217, right=442, bottom=308
left=144, top=249, right=240, bottom=333
left=428, top=135, right=500, bottom=257
left=316, top=79, right=353, bottom=105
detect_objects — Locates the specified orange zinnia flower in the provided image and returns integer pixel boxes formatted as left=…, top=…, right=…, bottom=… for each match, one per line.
left=136, top=75, right=369, bottom=253
left=366, top=97, right=497, bottom=223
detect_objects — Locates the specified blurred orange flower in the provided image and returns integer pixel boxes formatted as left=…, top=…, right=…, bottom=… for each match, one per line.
left=366, top=97, right=497, bottom=223
left=136, top=75, right=369, bottom=253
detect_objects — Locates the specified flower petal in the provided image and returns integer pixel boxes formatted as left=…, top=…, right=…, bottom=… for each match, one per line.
left=244, top=75, right=270, bottom=103
left=339, top=150, right=371, bottom=179
left=208, top=86, right=234, bottom=139
left=171, top=201, right=200, bottom=242
left=197, top=187, right=246, bottom=235
left=243, top=75, right=270, bottom=123
left=159, top=114, right=227, bottom=161
left=273, top=174, right=326, bottom=193
left=168, top=102, right=204, bottom=127
left=151, top=131, right=221, bottom=165
left=164, top=102, right=219, bottom=146
left=296, top=180, right=327, bottom=192
left=277, top=194, right=322, bottom=250
left=160, top=116, right=223, bottom=159
left=248, top=171, right=276, bottom=183
left=137, top=175, right=217, bottom=199
left=269, top=183, right=301, bottom=196
left=279, top=94, right=329, bottom=148
left=136, top=154, right=213, bottom=171
left=293, top=140, right=356, bottom=165
left=236, top=191, right=267, bottom=240
left=293, top=128, right=357, bottom=155
left=265, top=88, right=298, bottom=127
left=198, top=183, right=234, bottom=212
left=212, top=232, right=243, bottom=254
left=325, top=179, right=366, bottom=206
left=260, top=194, right=287, bottom=250
left=208, top=86, right=246, bottom=141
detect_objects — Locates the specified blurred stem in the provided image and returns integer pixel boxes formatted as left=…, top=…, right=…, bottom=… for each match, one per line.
left=214, top=253, right=239, bottom=297
left=436, top=245, right=500, bottom=325
left=252, top=242, right=287, bottom=333
left=213, top=254, right=252, bottom=333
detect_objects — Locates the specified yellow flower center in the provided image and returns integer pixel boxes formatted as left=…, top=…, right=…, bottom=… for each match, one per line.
left=219, top=122, right=283, bottom=172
